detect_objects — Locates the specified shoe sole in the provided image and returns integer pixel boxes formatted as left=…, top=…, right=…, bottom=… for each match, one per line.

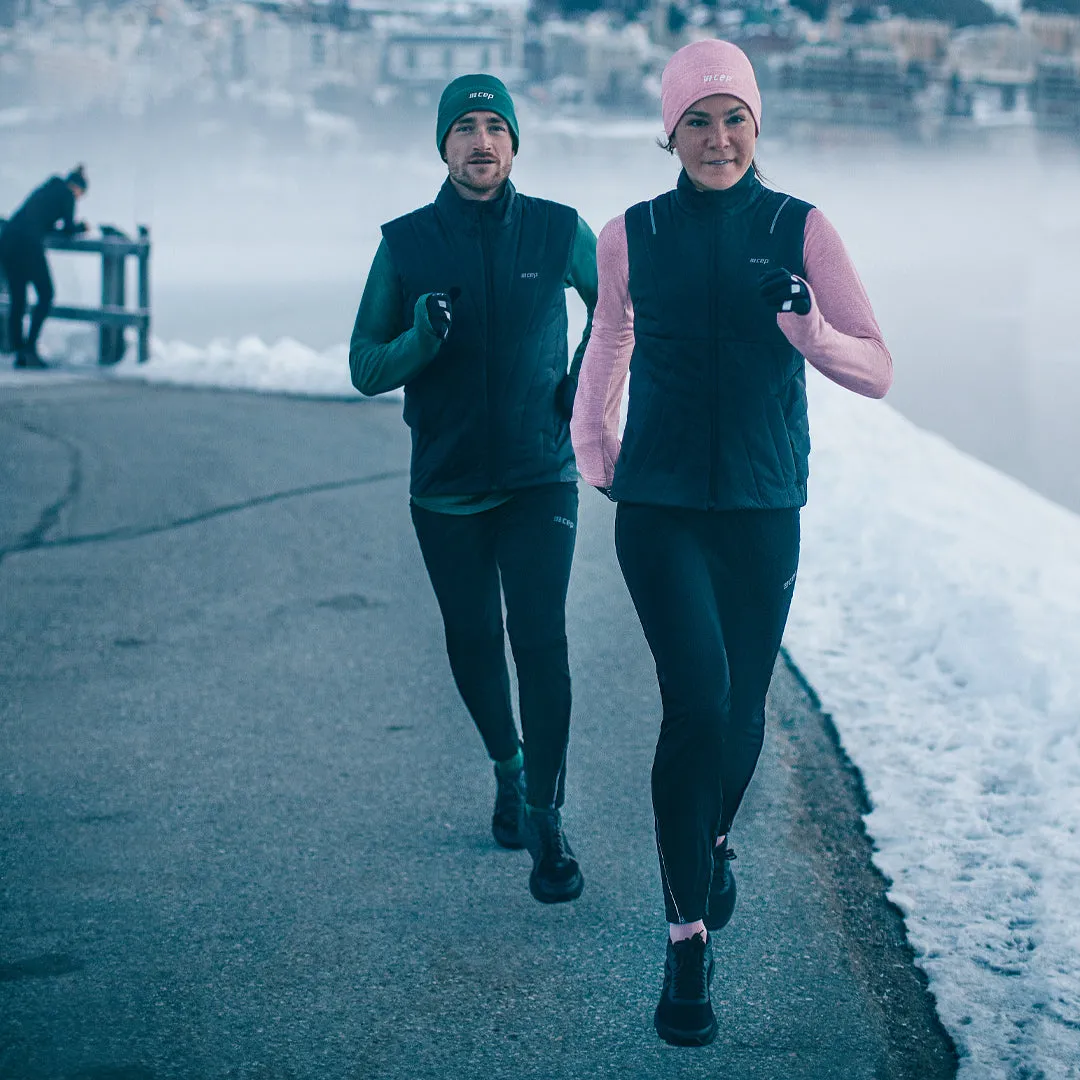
left=529, top=868, right=584, bottom=904
left=654, top=1013, right=718, bottom=1047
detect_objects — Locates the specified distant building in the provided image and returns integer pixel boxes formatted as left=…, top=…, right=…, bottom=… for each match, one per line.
left=227, top=0, right=527, bottom=92
left=382, top=27, right=523, bottom=87
left=1021, top=11, right=1080, bottom=58
left=1034, top=57, right=1080, bottom=131
left=532, top=16, right=657, bottom=109
left=768, top=43, right=917, bottom=126
left=946, top=24, right=1036, bottom=123
left=870, top=16, right=952, bottom=68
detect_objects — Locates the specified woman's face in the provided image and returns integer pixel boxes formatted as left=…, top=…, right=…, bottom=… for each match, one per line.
left=672, top=94, right=757, bottom=192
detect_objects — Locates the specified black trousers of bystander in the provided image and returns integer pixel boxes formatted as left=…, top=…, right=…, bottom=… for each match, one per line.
left=0, top=232, right=53, bottom=354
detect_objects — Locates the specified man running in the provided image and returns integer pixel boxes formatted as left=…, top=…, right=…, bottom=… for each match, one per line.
left=349, top=74, right=597, bottom=905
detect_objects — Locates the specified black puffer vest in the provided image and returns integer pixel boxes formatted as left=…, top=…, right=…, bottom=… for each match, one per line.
left=382, top=179, right=579, bottom=497
left=613, top=168, right=813, bottom=510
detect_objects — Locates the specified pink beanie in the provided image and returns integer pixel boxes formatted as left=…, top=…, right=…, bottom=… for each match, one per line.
left=661, top=40, right=761, bottom=138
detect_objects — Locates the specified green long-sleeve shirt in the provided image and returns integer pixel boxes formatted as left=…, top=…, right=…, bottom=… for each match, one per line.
left=349, top=213, right=598, bottom=514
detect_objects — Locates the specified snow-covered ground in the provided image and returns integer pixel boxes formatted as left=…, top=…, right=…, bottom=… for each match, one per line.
left=129, top=335, right=356, bottom=398
left=1, top=329, right=358, bottom=397
left=6, top=333, right=1078, bottom=1078
left=787, top=373, right=1080, bottom=1080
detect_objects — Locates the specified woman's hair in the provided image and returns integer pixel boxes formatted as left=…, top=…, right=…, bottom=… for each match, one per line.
left=657, top=135, right=767, bottom=184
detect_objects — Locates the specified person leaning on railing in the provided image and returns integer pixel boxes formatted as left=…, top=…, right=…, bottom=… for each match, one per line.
left=0, top=164, right=89, bottom=370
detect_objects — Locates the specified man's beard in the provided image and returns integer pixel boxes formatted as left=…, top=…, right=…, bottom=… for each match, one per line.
left=450, top=159, right=509, bottom=196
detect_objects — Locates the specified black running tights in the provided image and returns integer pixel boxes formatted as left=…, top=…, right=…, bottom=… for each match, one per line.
left=615, top=503, right=800, bottom=924
left=410, top=483, right=578, bottom=810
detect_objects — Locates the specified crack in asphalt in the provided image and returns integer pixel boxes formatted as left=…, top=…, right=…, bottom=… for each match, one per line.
left=1, top=419, right=84, bottom=566
left=0, top=468, right=409, bottom=562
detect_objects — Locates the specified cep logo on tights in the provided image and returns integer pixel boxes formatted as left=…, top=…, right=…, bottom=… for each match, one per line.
left=553, top=516, right=575, bottom=529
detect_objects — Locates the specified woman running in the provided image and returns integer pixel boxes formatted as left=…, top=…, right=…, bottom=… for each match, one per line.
left=570, top=39, right=893, bottom=1047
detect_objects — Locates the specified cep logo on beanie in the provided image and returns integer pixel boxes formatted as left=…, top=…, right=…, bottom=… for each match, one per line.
left=437, top=74, right=520, bottom=158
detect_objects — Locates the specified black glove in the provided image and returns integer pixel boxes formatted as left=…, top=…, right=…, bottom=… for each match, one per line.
left=595, top=486, right=616, bottom=502
left=759, top=267, right=811, bottom=316
left=425, top=292, right=453, bottom=340
left=556, top=373, right=577, bottom=420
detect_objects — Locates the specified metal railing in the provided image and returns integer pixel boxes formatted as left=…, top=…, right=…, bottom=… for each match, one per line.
left=0, top=220, right=152, bottom=364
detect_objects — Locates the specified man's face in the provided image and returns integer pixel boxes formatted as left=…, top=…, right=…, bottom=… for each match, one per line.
left=443, top=110, right=515, bottom=201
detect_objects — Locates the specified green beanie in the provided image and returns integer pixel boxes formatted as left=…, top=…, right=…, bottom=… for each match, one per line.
left=436, top=74, right=519, bottom=158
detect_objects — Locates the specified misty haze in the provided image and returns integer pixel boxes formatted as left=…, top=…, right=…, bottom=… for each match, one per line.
left=3, top=108, right=1078, bottom=512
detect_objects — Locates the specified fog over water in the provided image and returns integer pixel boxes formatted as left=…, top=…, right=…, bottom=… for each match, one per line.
left=4, top=108, right=1078, bottom=513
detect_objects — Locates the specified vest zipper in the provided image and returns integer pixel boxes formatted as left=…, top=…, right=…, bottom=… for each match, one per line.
left=708, top=215, right=720, bottom=510
left=481, top=213, right=495, bottom=489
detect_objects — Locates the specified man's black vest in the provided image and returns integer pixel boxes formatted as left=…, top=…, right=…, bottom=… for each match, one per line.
left=613, top=168, right=814, bottom=511
left=382, top=179, right=579, bottom=497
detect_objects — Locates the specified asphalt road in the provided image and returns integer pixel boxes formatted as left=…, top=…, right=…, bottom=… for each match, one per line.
left=0, top=378, right=957, bottom=1080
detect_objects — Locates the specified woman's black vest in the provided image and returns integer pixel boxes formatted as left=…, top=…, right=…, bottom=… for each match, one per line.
left=613, top=168, right=814, bottom=511
left=382, top=179, right=579, bottom=497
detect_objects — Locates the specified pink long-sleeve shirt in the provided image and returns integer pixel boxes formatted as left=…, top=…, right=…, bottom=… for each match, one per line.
left=569, top=206, right=893, bottom=490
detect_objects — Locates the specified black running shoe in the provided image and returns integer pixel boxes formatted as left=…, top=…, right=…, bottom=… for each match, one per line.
left=703, top=839, right=738, bottom=932
left=523, top=807, right=584, bottom=904
left=654, top=933, right=718, bottom=1047
left=491, top=762, right=526, bottom=849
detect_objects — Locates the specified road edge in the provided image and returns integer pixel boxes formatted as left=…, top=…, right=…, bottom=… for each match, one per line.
left=774, top=648, right=960, bottom=1079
